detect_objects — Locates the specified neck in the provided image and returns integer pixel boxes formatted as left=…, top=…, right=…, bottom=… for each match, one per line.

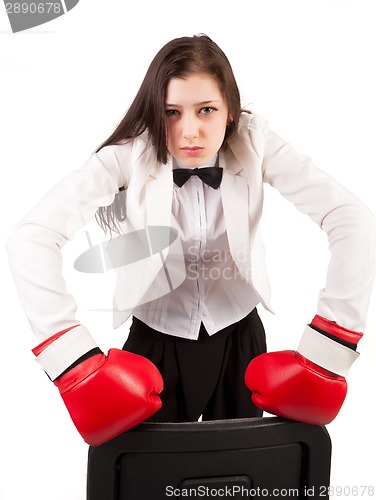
left=173, top=154, right=219, bottom=170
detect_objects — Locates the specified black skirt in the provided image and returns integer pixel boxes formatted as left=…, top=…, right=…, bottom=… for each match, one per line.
left=122, top=308, right=267, bottom=423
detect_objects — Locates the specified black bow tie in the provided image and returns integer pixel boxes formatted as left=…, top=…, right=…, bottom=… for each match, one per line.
left=173, top=166, right=223, bottom=189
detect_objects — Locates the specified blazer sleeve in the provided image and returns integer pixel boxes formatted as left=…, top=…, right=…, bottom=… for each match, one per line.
left=253, top=115, right=376, bottom=331
left=7, top=143, right=132, bottom=342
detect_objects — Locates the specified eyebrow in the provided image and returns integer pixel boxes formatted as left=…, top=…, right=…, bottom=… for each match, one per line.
left=165, top=100, right=222, bottom=107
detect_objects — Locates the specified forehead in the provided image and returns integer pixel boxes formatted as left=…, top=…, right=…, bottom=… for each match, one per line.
left=165, top=73, right=224, bottom=104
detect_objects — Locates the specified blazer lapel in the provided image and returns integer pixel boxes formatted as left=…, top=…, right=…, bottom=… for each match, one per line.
left=124, top=135, right=155, bottom=228
left=220, top=149, right=252, bottom=283
left=125, top=132, right=174, bottom=229
left=144, top=156, right=174, bottom=227
left=113, top=143, right=175, bottom=328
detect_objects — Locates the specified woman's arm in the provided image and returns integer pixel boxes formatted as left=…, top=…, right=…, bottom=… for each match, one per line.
left=257, top=115, right=376, bottom=331
left=245, top=116, right=376, bottom=424
left=7, top=144, right=128, bottom=341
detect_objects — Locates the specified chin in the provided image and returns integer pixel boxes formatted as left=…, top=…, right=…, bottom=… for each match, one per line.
left=177, top=156, right=210, bottom=169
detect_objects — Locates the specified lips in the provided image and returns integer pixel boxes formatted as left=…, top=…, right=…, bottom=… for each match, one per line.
left=180, top=147, right=204, bottom=156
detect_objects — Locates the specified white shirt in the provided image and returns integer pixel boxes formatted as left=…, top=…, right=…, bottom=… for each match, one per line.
left=132, top=157, right=260, bottom=339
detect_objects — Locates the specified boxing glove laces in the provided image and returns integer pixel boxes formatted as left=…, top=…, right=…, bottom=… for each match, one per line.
left=32, top=325, right=163, bottom=446
left=245, top=315, right=362, bottom=425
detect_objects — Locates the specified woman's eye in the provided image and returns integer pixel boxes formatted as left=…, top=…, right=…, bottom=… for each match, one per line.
left=165, top=109, right=179, bottom=117
left=200, top=107, right=217, bottom=115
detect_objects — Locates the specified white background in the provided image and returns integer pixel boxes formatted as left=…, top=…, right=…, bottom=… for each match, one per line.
left=1, top=1, right=376, bottom=499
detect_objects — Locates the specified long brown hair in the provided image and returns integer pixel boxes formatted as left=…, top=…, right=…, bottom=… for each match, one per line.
left=96, top=34, right=243, bottom=233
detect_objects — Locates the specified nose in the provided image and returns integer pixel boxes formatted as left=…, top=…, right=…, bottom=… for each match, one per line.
left=182, top=114, right=199, bottom=142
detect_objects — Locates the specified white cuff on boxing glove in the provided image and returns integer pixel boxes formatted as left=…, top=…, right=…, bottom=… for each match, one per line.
left=297, top=325, right=360, bottom=377
left=35, top=325, right=99, bottom=381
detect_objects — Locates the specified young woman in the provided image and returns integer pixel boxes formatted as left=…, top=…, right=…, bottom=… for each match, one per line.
left=7, top=34, right=376, bottom=446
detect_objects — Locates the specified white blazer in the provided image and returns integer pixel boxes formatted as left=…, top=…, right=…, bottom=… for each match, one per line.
left=7, top=113, right=376, bottom=341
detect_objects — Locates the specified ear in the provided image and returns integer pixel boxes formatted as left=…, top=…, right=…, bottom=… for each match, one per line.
left=228, top=113, right=234, bottom=124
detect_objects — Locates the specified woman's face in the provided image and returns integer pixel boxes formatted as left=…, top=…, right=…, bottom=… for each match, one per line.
left=164, top=73, right=230, bottom=168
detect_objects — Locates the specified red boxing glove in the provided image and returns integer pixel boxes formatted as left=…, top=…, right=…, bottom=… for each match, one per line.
left=33, top=325, right=163, bottom=446
left=245, top=315, right=362, bottom=425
